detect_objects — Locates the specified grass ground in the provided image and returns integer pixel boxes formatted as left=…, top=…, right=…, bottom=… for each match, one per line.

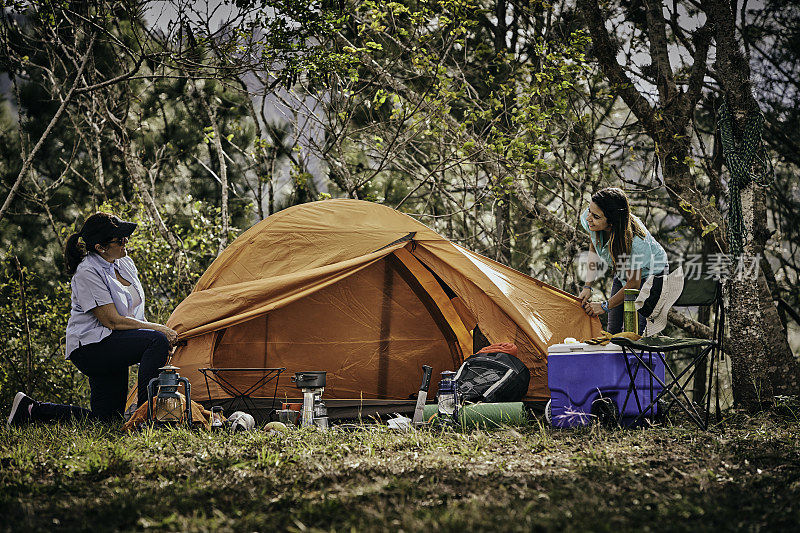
left=1, top=413, right=799, bottom=532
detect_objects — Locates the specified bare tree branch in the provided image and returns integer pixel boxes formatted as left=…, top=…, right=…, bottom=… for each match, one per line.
left=0, top=32, right=97, bottom=223
left=576, top=0, right=659, bottom=137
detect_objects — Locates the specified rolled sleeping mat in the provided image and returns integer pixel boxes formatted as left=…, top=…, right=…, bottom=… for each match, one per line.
left=422, top=402, right=528, bottom=429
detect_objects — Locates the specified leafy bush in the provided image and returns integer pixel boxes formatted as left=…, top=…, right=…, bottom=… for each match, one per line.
left=0, top=199, right=231, bottom=408
left=0, top=257, right=86, bottom=409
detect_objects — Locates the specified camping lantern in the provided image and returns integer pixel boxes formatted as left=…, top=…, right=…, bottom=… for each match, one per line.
left=146, top=365, right=193, bottom=427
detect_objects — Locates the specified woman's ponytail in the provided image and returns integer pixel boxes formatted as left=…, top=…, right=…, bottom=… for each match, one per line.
left=64, top=232, right=86, bottom=277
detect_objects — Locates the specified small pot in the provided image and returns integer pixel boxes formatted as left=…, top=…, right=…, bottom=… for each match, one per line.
left=292, top=371, right=326, bottom=389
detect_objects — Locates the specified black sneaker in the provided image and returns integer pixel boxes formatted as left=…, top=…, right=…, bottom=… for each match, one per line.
left=7, top=392, right=35, bottom=428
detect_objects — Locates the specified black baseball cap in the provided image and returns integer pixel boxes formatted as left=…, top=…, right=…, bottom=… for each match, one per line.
left=79, top=214, right=138, bottom=244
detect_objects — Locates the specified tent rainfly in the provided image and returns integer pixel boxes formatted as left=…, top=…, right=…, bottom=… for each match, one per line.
left=152, top=199, right=600, bottom=407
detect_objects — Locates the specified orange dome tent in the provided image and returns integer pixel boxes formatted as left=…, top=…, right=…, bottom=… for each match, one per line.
left=130, top=199, right=600, bottom=415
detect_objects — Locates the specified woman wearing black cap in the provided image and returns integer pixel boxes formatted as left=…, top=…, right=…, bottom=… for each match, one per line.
left=7, top=212, right=178, bottom=426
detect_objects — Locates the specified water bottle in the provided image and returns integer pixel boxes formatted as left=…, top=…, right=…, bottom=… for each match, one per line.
left=437, top=371, right=458, bottom=420
left=624, top=288, right=639, bottom=334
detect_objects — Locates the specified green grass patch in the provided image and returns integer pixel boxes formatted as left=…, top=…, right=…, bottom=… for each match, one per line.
left=1, top=415, right=799, bottom=532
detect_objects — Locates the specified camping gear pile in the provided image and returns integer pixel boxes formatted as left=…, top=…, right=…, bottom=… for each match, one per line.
left=122, top=344, right=534, bottom=432
left=424, top=344, right=532, bottom=429
left=124, top=336, right=671, bottom=433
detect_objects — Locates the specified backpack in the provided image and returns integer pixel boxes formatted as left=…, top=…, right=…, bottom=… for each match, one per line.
left=454, top=351, right=530, bottom=403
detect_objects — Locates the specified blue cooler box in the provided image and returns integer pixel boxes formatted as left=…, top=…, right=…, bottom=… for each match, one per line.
left=547, top=342, right=665, bottom=428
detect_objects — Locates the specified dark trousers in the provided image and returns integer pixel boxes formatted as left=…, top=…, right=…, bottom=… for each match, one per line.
left=31, top=329, right=169, bottom=423
left=607, top=277, right=649, bottom=335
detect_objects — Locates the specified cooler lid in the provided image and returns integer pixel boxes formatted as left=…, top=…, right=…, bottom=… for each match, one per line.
left=547, top=342, right=623, bottom=354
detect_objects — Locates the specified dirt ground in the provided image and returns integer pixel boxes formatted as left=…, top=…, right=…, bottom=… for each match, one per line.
left=1, top=412, right=799, bottom=532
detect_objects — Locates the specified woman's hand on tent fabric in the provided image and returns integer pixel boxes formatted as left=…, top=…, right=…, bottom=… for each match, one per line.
left=584, top=301, right=605, bottom=317
left=578, top=287, right=592, bottom=306
left=156, top=326, right=179, bottom=346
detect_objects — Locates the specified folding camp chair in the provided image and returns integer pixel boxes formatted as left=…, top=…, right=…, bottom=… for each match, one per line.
left=610, top=277, right=725, bottom=429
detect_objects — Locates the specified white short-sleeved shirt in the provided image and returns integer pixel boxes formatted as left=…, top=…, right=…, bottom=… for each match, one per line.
left=580, top=207, right=668, bottom=282
left=64, top=253, right=146, bottom=358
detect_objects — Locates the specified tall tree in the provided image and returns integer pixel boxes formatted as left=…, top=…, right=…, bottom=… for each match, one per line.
left=739, top=0, right=800, bottom=334
left=702, top=0, right=800, bottom=407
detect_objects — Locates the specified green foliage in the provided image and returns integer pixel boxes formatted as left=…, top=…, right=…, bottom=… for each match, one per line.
left=214, top=0, right=358, bottom=87
left=0, top=3, right=259, bottom=282
left=0, top=256, right=86, bottom=410
left=325, top=0, right=591, bottom=271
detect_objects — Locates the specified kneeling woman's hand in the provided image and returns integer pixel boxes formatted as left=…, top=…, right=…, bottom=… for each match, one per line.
left=156, top=325, right=179, bottom=346
left=583, top=301, right=605, bottom=317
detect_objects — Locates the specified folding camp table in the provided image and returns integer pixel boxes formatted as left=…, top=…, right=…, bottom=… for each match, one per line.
left=199, top=367, right=285, bottom=419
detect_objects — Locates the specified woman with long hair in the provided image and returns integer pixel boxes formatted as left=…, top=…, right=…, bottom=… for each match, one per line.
left=578, top=187, right=668, bottom=334
left=8, top=213, right=178, bottom=426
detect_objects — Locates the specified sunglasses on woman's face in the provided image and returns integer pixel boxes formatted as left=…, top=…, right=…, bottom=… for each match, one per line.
left=107, top=237, right=129, bottom=246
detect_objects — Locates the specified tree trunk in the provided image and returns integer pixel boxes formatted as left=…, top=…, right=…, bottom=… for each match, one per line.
left=92, top=127, right=107, bottom=201
left=494, top=194, right=511, bottom=263
left=198, top=98, right=229, bottom=256
left=268, top=154, right=275, bottom=216
left=726, top=190, right=800, bottom=408
left=703, top=0, right=800, bottom=409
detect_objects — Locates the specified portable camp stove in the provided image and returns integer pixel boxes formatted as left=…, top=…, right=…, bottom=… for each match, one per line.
left=291, top=371, right=327, bottom=428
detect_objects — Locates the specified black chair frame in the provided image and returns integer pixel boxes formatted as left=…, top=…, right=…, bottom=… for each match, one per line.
left=612, top=279, right=725, bottom=430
